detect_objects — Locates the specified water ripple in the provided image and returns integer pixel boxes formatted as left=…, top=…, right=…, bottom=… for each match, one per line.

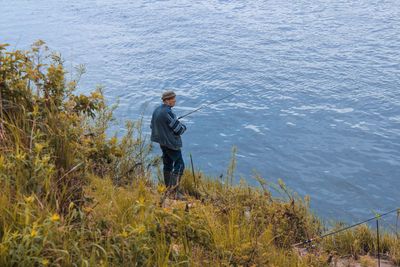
left=1, top=0, right=399, bottom=223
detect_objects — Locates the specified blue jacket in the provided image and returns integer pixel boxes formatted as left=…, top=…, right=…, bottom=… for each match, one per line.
left=150, top=104, right=187, bottom=150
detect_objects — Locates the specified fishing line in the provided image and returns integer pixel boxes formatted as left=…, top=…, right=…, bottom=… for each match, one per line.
left=177, top=88, right=243, bottom=120
left=293, top=208, right=400, bottom=247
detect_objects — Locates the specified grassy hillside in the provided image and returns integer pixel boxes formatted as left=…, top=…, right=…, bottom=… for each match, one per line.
left=0, top=42, right=398, bottom=266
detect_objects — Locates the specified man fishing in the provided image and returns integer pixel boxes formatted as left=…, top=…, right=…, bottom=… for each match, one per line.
left=151, top=91, right=187, bottom=198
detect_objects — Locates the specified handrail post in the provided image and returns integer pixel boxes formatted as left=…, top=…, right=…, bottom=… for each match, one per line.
left=190, top=153, right=196, bottom=189
left=376, top=219, right=380, bottom=267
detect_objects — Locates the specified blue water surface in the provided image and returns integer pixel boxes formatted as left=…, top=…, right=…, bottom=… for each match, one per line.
left=1, top=0, right=399, bottom=224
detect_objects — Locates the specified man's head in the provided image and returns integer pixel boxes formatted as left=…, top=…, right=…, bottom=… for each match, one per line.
left=162, top=90, right=176, bottom=107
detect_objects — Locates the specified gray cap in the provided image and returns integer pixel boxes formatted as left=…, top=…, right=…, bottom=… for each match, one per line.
left=161, top=90, right=176, bottom=101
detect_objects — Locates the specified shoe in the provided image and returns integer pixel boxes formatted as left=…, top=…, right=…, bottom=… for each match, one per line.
left=163, top=171, right=172, bottom=187
left=174, top=190, right=187, bottom=201
left=169, top=172, right=179, bottom=187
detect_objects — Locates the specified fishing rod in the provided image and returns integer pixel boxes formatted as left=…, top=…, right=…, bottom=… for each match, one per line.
left=293, top=207, right=400, bottom=247
left=177, top=89, right=243, bottom=120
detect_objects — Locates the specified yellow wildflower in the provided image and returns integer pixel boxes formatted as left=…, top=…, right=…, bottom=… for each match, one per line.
left=50, top=213, right=60, bottom=222
left=42, top=259, right=50, bottom=266
left=34, top=143, right=45, bottom=153
left=15, top=152, right=26, bottom=161
left=157, top=184, right=166, bottom=194
left=135, top=224, right=146, bottom=235
left=24, top=195, right=35, bottom=203
left=109, top=136, right=118, bottom=146
left=91, top=91, right=103, bottom=99
left=163, top=207, right=171, bottom=213
left=83, top=206, right=93, bottom=213
left=30, top=229, right=37, bottom=238
left=136, top=196, right=145, bottom=206
left=32, top=104, right=39, bottom=116
left=121, top=230, right=129, bottom=238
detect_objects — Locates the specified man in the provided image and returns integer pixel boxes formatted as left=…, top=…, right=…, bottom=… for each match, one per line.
left=150, top=90, right=187, bottom=194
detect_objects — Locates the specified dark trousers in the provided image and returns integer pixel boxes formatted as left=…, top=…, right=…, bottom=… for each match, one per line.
left=160, top=145, right=185, bottom=175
